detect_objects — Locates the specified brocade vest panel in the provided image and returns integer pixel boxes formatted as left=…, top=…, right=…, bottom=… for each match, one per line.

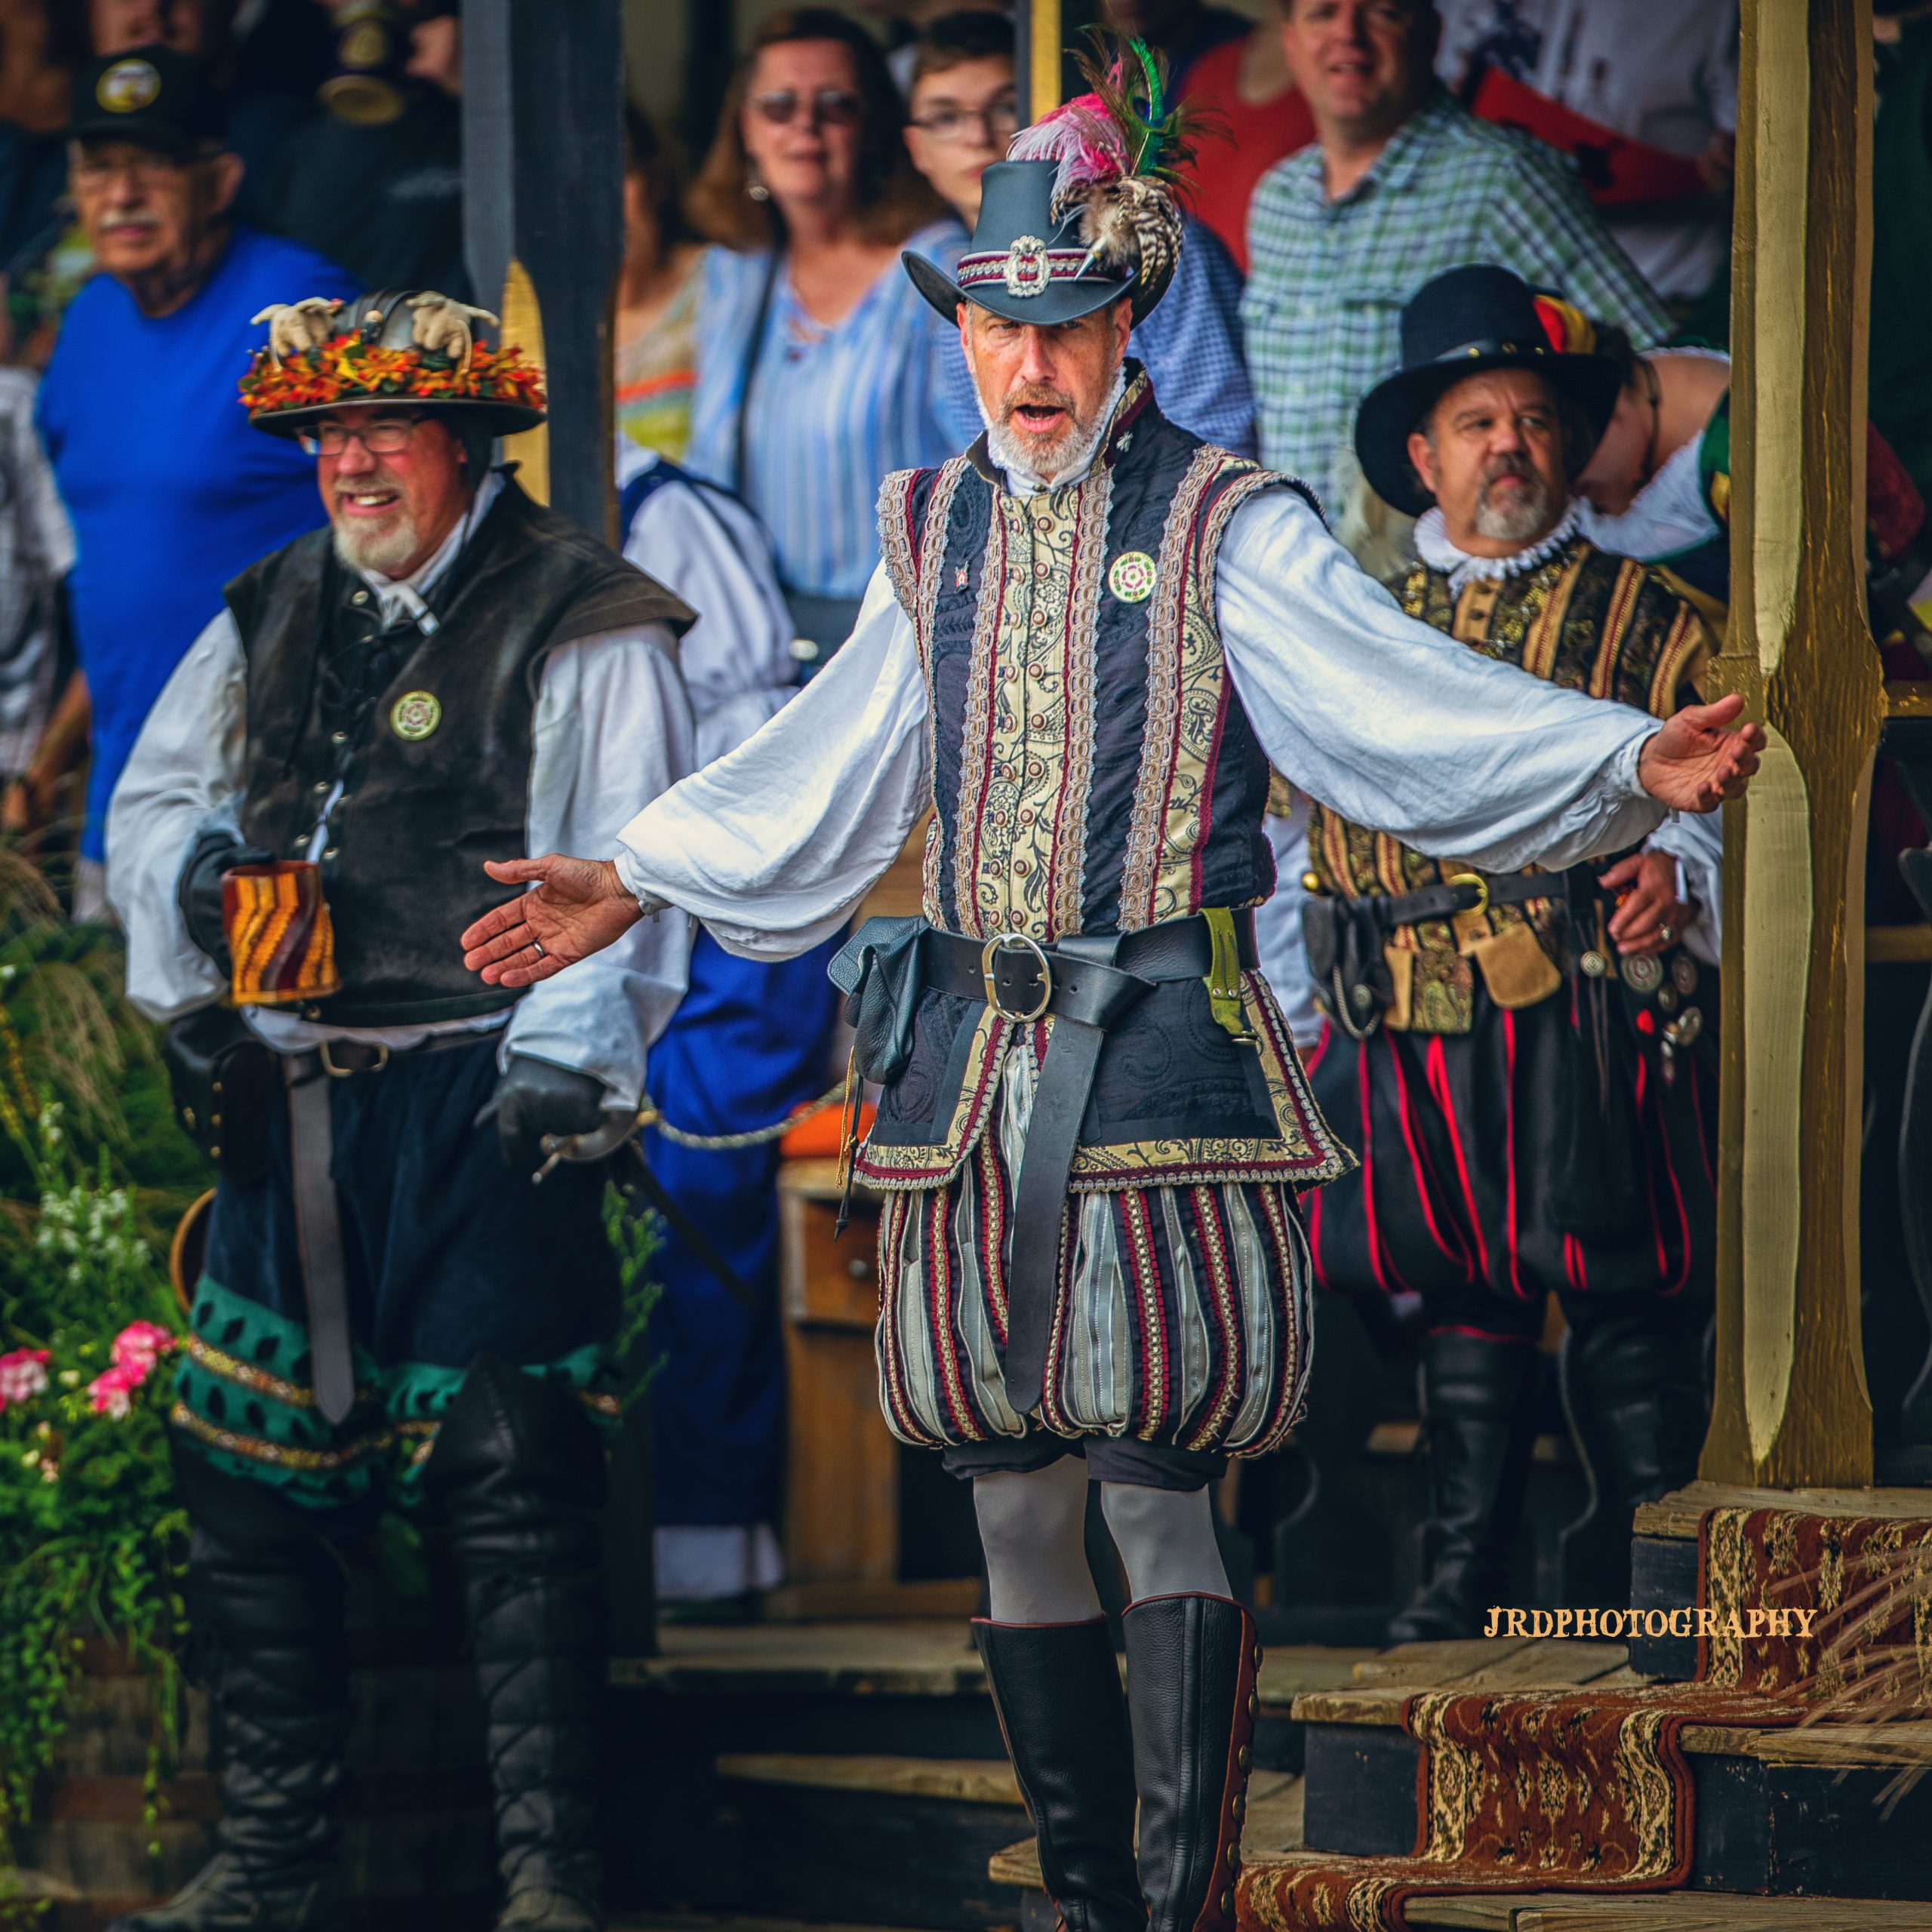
left=857, top=371, right=1351, bottom=1196
left=229, top=477, right=692, bottom=1029
left=1308, top=535, right=1714, bottom=1034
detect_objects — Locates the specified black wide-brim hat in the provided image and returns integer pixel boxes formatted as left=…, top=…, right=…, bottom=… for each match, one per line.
left=1353, top=263, right=1624, bottom=518
left=904, top=160, right=1136, bottom=328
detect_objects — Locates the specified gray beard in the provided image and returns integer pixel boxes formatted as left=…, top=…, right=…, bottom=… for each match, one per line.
left=983, top=407, right=1110, bottom=487
left=1471, top=469, right=1560, bottom=544
left=331, top=512, right=420, bottom=577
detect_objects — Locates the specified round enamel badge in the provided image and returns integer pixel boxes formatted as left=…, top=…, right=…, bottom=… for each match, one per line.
left=1108, top=551, right=1157, bottom=602
left=390, top=691, right=441, bottom=741
left=97, top=58, right=162, bottom=112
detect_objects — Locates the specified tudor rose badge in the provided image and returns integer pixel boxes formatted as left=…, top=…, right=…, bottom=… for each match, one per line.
left=1003, top=235, right=1051, bottom=299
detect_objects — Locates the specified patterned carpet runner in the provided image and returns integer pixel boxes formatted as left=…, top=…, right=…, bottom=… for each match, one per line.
left=1241, top=1506, right=1932, bottom=1930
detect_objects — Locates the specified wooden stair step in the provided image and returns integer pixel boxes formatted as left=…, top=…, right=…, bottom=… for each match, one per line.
left=715, top=1752, right=1023, bottom=1807
left=1632, top=1481, right=1932, bottom=1540
left=1295, top=1638, right=1632, bottom=1726
left=1243, top=1860, right=1932, bottom=1930
left=611, top=1620, right=988, bottom=1697
left=988, top=1772, right=1306, bottom=1891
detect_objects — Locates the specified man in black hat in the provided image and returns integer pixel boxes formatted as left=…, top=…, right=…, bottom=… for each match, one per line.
left=105, top=290, right=695, bottom=1932
left=1303, top=262, right=1723, bottom=1642
left=34, top=45, right=358, bottom=918
left=458, top=103, right=1758, bottom=1931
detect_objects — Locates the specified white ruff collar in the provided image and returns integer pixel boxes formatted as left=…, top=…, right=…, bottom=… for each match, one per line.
left=1414, top=499, right=1583, bottom=593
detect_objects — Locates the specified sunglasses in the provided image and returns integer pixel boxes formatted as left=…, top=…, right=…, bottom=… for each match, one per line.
left=749, top=87, right=863, bottom=128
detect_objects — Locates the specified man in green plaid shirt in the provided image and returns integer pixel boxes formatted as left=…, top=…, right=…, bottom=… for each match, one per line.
left=1241, top=0, right=1669, bottom=519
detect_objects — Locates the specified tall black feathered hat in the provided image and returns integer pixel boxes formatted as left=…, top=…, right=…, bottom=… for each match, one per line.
left=1353, top=264, right=1624, bottom=517
left=903, top=33, right=1193, bottom=330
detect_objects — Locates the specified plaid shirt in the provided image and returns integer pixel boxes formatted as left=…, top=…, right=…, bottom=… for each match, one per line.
left=1241, top=86, right=1669, bottom=512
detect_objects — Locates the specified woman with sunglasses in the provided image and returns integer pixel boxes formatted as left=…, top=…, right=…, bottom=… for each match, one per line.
left=685, top=6, right=953, bottom=678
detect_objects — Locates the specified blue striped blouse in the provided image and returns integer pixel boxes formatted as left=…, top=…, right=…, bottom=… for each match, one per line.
left=685, top=223, right=964, bottom=601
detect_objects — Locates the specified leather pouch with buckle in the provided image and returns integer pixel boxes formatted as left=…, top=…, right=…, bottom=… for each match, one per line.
left=162, top=1004, right=278, bottom=1184
left=1463, top=921, right=1564, bottom=1010
left=828, top=915, right=929, bottom=1084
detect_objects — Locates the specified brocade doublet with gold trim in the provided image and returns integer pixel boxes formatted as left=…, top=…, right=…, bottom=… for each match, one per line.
left=1308, top=535, right=1715, bottom=1035
left=855, top=370, right=1349, bottom=1194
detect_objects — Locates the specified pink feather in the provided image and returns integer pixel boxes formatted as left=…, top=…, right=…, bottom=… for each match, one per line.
left=1005, top=94, right=1129, bottom=214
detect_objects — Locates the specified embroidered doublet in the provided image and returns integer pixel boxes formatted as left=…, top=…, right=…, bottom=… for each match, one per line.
left=1308, top=535, right=1713, bottom=1034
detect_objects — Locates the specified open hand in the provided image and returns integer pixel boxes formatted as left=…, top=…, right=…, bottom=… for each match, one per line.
left=1601, top=851, right=1692, bottom=958
left=460, top=855, right=644, bottom=987
left=1635, top=694, right=1764, bottom=813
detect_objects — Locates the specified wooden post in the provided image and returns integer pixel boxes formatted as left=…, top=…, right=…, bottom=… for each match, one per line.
left=460, top=0, right=626, bottom=539
left=1701, top=0, right=1878, bottom=1487
left=1014, top=0, right=1063, bottom=127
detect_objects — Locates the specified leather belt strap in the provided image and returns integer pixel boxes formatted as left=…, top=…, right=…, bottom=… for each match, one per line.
left=283, top=1052, right=357, bottom=1426
left=1343, top=865, right=1585, bottom=930
left=921, top=912, right=1257, bottom=1418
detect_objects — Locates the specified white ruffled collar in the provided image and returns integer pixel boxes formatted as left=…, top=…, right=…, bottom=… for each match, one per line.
left=1414, top=499, right=1583, bottom=594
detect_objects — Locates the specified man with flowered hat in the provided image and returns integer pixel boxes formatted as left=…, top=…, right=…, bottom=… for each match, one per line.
left=457, top=58, right=1758, bottom=1932
left=105, top=289, right=695, bottom=1932
left=1301, top=263, right=1724, bottom=1647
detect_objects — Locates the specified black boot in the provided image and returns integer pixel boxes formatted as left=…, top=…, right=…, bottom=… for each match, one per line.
left=109, top=1454, right=350, bottom=1932
left=1386, top=1332, right=1540, bottom=1644
left=423, top=1357, right=607, bottom=1932
left=1562, top=1312, right=1705, bottom=1512
left=974, top=1618, right=1144, bottom=1932
left=1121, top=1594, right=1260, bottom=1932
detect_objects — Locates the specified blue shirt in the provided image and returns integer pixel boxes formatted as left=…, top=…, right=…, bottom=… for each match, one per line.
left=38, top=224, right=360, bottom=857
left=685, top=226, right=961, bottom=601
left=930, top=214, right=1258, bottom=458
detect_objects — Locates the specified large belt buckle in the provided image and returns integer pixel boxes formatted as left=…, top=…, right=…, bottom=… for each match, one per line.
left=1447, top=872, right=1491, bottom=917
left=982, top=931, right=1053, bottom=1022
left=319, top=1041, right=389, bottom=1078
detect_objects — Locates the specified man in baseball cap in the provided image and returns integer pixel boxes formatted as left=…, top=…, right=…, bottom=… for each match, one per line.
left=31, top=49, right=358, bottom=917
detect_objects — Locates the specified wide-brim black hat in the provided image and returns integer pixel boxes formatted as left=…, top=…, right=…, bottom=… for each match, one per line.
left=1354, top=264, right=1624, bottom=518
left=904, top=161, right=1137, bottom=328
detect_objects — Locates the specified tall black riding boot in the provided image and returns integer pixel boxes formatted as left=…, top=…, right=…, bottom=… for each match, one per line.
left=423, top=1357, right=608, bottom=1932
left=1562, top=1311, right=1705, bottom=1512
left=974, top=1618, right=1144, bottom=1932
left=108, top=1453, right=351, bottom=1932
left=1386, top=1331, right=1540, bottom=1644
left=1121, top=1594, right=1260, bottom=1932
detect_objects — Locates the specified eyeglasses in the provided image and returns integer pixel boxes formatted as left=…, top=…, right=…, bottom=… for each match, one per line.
left=72, top=152, right=188, bottom=191
left=909, top=100, right=1020, bottom=145
left=298, top=417, right=425, bottom=457
left=748, top=87, right=863, bottom=128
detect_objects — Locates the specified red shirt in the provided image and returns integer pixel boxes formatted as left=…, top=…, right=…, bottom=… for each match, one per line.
left=1178, top=37, right=1316, bottom=274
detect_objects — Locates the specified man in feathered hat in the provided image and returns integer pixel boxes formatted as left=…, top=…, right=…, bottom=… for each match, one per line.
left=104, top=290, right=697, bottom=1932
left=457, top=67, right=1759, bottom=1932
left=1300, top=263, right=1723, bottom=1644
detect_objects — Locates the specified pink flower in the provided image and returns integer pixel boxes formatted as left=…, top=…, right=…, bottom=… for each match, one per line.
left=110, top=1321, right=177, bottom=1377
left=87, top=1362, right=140, bottom=1418
left=0, top=1348, right=51, bottom=1411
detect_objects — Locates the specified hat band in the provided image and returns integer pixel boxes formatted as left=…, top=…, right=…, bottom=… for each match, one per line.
left=1432, top=337, right=1554, bottom=364
left=957, top=237, right=1107, bottom=301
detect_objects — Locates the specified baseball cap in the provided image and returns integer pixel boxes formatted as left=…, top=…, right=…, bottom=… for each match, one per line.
left=68, top=45, right=225, bottom=158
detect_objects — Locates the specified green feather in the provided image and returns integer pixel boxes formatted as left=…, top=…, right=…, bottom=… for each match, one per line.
left=1129, top=37, right=1164, bottom=174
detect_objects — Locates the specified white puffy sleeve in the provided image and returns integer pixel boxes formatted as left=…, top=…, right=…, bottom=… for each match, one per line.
left=1644, top=808, right=1724, bottom=966
left=621, top=470, right=798, bottom=767
left=509, top=623, right=697, bottom=1109
left=612, top=563, right=930, bottom=959
left=105, top=611, right=246, bottom=1021
left=1217, top=488, right=1669, bottom=872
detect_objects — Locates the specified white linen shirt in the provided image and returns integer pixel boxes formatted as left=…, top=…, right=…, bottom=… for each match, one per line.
left=611, top=469, right=1672, bottom=956
left=106, top=476, right=695, bottom=1110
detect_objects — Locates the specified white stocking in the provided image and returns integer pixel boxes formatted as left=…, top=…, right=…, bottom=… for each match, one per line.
left=1099, top=1481, right=1231, bottom=1603
left=971, top=1458, right=1104, bottom=1623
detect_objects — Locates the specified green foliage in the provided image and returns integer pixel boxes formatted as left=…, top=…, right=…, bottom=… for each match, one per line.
left=602, top=1181, right=664, bottom=1413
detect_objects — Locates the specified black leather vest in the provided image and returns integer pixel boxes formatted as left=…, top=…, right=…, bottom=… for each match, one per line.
left=227, top=476, right=692, bottom=1027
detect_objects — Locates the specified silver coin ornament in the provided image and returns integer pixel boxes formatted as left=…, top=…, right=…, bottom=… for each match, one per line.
left=1657, top=984, right=1678, bottom=1014
left=1580, top=949, right=1609, bottom=978
left=1620, top=952, right=1664, bottom=995
left=1672, top=955, right=1699, bottom=995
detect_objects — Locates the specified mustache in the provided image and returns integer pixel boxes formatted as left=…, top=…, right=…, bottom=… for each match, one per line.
left=1479, top=452, right=1536, bottom=491
left=1000, top=383, right=1075, bottom=421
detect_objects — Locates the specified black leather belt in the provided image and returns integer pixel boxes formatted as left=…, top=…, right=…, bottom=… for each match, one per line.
left=281, top=1028, right=488, bottom=1426
left=921, top=911, right=1257, bottom=1417
left=1348, top=866, right=1574, bottom=930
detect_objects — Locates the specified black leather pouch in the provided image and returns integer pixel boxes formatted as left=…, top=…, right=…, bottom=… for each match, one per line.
left=162, top=1005, right=278, bottom=1185
left=827, top=915, right=929, bottom=1084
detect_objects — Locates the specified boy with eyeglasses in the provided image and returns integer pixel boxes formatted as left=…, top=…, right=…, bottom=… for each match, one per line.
left=35, top=45, right=358, bottom=918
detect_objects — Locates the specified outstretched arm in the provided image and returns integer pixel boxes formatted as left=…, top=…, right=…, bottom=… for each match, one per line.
left=1217, top=491, right=1758, bottom=872
left=462, top=565, right=931, bottom=989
